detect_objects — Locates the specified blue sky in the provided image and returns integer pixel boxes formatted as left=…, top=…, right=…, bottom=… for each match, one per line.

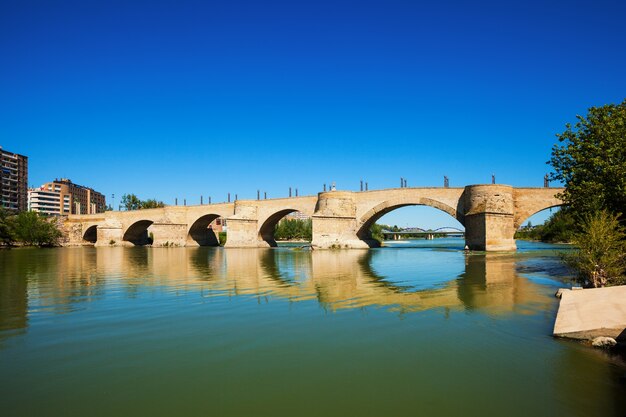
left=1, top=0, right=625, bottom=228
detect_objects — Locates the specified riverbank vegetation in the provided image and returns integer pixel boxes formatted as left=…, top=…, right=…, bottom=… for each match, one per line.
left=515, top=208, right=576, bottom=243
left=274, top=218, right=312, bottom=241
left=562, top=210, right=626, bottom=288
left=548, top=99, right=626, bottom=287
left=370, top=223, right=385, bottom=242
left=273, top=218, right=391, bottom=243
left=0, top=209, right=62, bottom=247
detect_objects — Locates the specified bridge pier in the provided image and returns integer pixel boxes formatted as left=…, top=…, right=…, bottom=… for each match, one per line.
left=224, top=201, right=266, bottom=248
left=95, top=225, right=123, bottom=246
left=463, top=185, right=516, bottom=251
left=151, top=223, right=187, bottom=247
left=311, top=191, right=371, bottom=249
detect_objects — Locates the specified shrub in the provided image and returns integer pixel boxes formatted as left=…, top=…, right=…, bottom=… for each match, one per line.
left=11, top=211, right=62, bottom=247
left=563, top=210, right=626, bottom=287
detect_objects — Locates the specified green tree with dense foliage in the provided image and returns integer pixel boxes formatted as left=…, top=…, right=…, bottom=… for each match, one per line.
left=11, top=211, right=62, bottom=247
left=369, top=223, right=385, bottom=243
left=0, top=207, right=14, bottom=245
left=563, top=210, right=626, bottom=287
left=141, top=199, right=165, bottom=209
left=121, top=194, right=165, bottom=210
left=549, top=100, right=626, bottom=282
left=549, top=99, right=626, bottom=220
left=121, top=194, right=142, bottom=211
left=274, top=218, right=312, bottom=241
left=515, top=208, right=576, bottom=243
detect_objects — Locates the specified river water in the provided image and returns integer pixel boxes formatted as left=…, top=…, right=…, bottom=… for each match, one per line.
left=1, top=239, right=625, bottom=417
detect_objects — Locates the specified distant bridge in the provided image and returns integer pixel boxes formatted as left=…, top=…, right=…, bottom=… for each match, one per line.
left=65, top=184, right=564, bottom=251
left=381, top=227, right=465, bottom=240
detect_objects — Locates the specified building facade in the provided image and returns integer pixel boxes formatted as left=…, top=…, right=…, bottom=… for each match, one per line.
left=28, top=178, right=106, bottom=215
left=0, top=146, right=28, bottom=212
left=285, top=211, right=310, bottom=221
left=209, top=218, right=226, bottom=232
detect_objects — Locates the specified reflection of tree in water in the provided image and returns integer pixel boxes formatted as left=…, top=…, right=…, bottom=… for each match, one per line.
left=552, top=340, right=626, bottom=416
left=0, top=249, right=30, bottom=340
left=0, top=248, right=110, bottom=344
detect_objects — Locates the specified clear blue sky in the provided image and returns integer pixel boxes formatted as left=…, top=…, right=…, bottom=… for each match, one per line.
left=1, top=0, right=625, bottom=228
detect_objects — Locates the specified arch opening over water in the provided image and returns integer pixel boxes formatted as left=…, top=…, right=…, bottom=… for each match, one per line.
left=357, top=204, right=465, bottom=245
left=517, top=204, right=567, bottom=230
left=259, top=209, right=311, bottom=247
left=123, top=220, right=154, bottom=246
left=82, top=225, right=98, bottom=244
left=187, top=214, right=223, bottom=246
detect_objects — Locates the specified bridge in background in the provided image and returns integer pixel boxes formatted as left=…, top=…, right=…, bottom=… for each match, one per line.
left=381, top=227, right=465, bottom=240
left=65, top=184, right=564, bottom=251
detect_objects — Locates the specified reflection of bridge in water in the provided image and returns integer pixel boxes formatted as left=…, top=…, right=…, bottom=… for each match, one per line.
left=0, top=247, right=554, bottom=326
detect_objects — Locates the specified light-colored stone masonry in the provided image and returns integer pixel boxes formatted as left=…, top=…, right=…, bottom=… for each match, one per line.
left=65, top=185, right=564, bottom=251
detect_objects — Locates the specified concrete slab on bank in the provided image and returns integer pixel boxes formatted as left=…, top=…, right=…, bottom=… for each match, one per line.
left=554, top=285, right=626, bottom=340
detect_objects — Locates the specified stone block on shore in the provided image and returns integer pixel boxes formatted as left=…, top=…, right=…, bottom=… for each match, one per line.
left=553, top=285, right=626, bottom=341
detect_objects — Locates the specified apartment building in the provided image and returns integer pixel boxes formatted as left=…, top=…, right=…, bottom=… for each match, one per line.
left=0, top=146, right=28, bottom=212
left=28, top=178, right=106, bottom=215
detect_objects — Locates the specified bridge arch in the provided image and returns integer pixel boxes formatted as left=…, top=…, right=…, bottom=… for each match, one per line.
left=187, top=214, right=222, bottom=246
left=258, top=209, right=306, bottom=247
left=357, top=197, right=462, bottom=242
left=123, top=220, right=154, bottom=246
left=82, top=225, right=98, bottom=244
left=515, top=203, right=567, bottom=230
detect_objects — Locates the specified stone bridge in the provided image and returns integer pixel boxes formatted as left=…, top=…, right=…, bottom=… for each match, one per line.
left=65, top=184, right=564, bottom=251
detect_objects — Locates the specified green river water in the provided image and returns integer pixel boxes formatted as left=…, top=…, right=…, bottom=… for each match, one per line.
left=1, top=239, right=625, bottom=416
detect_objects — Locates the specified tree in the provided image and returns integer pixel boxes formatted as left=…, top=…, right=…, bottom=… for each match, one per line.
left=369, top=223, right=385, bottom=242
left=549, top=99, right=626, bottom=220
left=515, top=208, right=577, bottom=243
left=141, top=199, right=165, bottom=209
left=274, top=218, right=312, bottom=240
left=11, top=211, right=62, bottom=247
left=121, top=194, right=165, bottom=210
left=0, top=207, right=14, bottom=245
left=121, top=194, right=142, bottom=211
left=540, top=208, right=576, bottom=242
left=563, top=210, right=626, bottom=287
